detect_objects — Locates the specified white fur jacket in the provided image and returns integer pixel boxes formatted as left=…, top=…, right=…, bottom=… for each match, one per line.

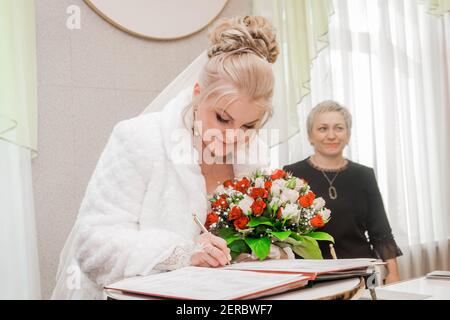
left=51, top=87, right=268, bottom=300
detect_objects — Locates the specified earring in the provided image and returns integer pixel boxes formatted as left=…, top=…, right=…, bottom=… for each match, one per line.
left=193, top=120, right=201, bottom=137
left=193, top=125, right=200, bottom=137
left=192, top=105, right=200, bottom=137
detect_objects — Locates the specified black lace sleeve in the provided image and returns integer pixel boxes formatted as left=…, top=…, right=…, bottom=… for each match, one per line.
left=366, top=169, right=403, bottom=261
left=370, top=233, right=403, bottom=260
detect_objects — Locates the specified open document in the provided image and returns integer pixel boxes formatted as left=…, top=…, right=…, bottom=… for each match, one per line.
left=104, top=267, right=313, bottom=300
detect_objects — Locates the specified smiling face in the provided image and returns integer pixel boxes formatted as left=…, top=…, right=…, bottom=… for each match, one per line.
left=309, top=111, right=350, bottom=158
left=193, top=83, right=266, bottom=159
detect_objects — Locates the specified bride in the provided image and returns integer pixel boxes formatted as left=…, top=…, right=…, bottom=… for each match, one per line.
left=52, top=16, right=280, bottom=299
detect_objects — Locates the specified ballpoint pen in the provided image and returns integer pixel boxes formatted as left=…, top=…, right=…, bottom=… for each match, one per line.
left=193, top=213, right=232, bottom=265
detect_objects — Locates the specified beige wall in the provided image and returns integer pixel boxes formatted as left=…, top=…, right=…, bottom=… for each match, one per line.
left=33, top=0, right=252, bottom=299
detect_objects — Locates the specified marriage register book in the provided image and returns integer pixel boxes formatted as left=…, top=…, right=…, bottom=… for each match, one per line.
left=104, top=267, right=312, bottom=300
left=104, top=259, right=380, bottom=300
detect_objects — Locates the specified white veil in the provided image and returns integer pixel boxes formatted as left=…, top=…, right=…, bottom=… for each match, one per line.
left=140, top=51, right=208, bottom=115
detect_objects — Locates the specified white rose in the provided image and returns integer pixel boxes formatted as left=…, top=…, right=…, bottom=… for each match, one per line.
left=238, top=195, right=254, bottom=215
left=270, top=197, right=282, bottom=208
left=271, top=179, right=287, bottom=197
left=314, top=197, right=326, bottom=210
left=222, top=189, right=235, bottom=197
left=214, top=185, right=226, bottom=195
left=321, top=208, right=331, bottom=222
left=282, top=203, right=300, bottom=220
left=280, top=188, right=300, bottom=204
left=294, top=178, right=305, bottom=192
left=273, top=179, right=287, bottom=189
left=254, top=177, right=265, bottom=188
left=271, top=184, right=281, bottom=197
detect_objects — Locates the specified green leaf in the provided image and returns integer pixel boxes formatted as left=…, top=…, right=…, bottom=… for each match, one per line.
left=247, top=216, right=274, bottom=228
left=218, top=228, right=237, bottom=239
left=245, top=237, right=271, bottom=261
left=218, top=228, right=241, bottom=245
left=229, top=239, right=249, bottom=254
left=255, top=225, right=269, bottom=234
left=263, top=205, right=272, bottom=217
left=289, top=232, right=303, bottom=241
left=268, top=230, right=292, bottom=241
left=271, top=204, right=279, bottom=214
left=305, top=232, right=335, bottom=243
left=285, top=236, right=323, bottom=260
left=226, top=236, right=242, bottom=245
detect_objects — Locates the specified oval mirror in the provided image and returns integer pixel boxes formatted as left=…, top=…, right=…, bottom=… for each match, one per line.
left=84, top=0, right=228, bottom=40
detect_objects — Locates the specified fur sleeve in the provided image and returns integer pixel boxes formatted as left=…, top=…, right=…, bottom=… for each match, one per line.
left=73, top=119, right=195, bottom=287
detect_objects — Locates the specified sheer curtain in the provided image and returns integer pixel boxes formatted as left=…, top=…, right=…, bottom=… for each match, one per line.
left=253, top=0, right=334, bottom=167
left=0, top=0, right=41, bottom=299
left=274, top=0, right=450, bottom=279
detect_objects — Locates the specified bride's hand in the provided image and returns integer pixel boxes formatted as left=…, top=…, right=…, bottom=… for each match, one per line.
left=190, top=233, right=231, bottom=268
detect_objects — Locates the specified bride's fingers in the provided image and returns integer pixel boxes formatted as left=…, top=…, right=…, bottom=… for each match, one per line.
left=208, top=235, right=231, bottom=258
left=199, top=250, right=221, bottom=268
left=204, top=245, right=229, bottom=266
left=195, top=258, right=209, bottom=268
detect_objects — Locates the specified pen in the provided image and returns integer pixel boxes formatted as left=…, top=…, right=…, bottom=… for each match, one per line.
left=192, top=213, right=231, bottom=265
left=329, top=244, right=338, bottom=260
left=193, top=213, right=209, bottom=234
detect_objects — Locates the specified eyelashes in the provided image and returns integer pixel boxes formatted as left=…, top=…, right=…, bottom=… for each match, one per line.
left=216, top=113, right=230, bottom=124
left=318, top=127, right=345, bottom=131
left=216, top=113, right=256, bottom=130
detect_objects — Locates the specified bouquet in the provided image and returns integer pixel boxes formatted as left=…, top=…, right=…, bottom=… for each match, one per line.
left=204, top=169, right=334, bottom=261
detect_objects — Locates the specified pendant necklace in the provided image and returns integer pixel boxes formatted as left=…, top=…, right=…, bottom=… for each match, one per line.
left=309, top=157, right=347, bottom=200
left=321, top=171, right=340, bottom=200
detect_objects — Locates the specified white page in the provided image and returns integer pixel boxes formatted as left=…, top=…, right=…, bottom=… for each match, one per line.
left=105, top=267, right=310, bottom=300
left=224, top=258, right=380, bottom=274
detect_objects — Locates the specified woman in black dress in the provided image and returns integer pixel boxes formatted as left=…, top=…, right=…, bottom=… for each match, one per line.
left=284, top=101, right=402, bottom=284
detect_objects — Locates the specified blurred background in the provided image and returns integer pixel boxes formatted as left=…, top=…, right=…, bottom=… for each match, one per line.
left=0, top=0, right=449, bottom=299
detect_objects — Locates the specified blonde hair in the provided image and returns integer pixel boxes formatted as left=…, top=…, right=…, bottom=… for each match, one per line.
left=307, top=100, right=353, bottom=137
left=189, top=16, right=280, bottom=128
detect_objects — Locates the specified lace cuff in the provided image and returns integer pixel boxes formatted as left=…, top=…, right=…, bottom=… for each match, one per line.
left=371, top=233, right=403, bottom=261
left=154, top=242, right=203, bottom=271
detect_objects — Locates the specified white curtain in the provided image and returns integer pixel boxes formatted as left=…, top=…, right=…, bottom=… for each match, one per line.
left=0, top=0, right=41, bottom=299
left=0, top=141, right=41, bottom=299
left=289, top=0, right=450, bottom=279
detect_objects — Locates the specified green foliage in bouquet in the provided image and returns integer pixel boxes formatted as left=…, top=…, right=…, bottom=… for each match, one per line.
left=204, top=169, right=334, bottom=261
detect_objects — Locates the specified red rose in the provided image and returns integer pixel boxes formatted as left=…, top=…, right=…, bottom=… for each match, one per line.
left=228, top=206, right=243, bottom=221
left=205, top=212, right=219, bottom=229
left=251, top=200, right=267, bottom=216
left=276, top=207, right=283, bottom=219
left=298, top=192, right=316, bottom=208
left=271, top=169, right=287, bottom=180
left=234, top=177, right=250, bottom=194
left=264, top=181, right=272, bottom=190
left=310, top=215, right=325, bottom=228
left=234, top=216, right=250, bottom=230
left=212, top=195, right=229, bottom=210
left=223, top=180, right=234, bottom=188
left=250, top=188, right=269, bottom=199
